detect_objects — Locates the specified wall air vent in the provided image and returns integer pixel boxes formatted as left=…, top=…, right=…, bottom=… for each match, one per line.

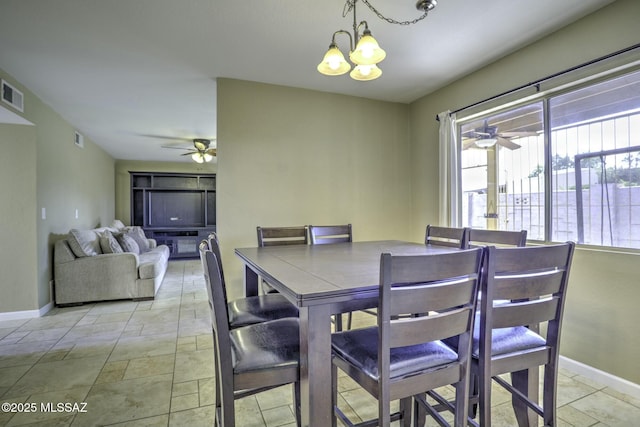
left=1, top=80, right=24, bottom=112
left=74, top=131, right=84, bottom=148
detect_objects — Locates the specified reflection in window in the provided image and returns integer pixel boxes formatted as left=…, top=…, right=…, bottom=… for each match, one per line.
left=460, top=103, right=545, bottom=240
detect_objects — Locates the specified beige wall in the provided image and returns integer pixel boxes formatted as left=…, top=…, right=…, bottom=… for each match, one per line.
left=0, top=70, right=116, bottom=312
left=114, top=160, right=217, bottom=225
left=0, top=124, right=38, bottom=313
left=217, top=79, right=411, bottom=299
left=409, top=0, right=640, bottom=383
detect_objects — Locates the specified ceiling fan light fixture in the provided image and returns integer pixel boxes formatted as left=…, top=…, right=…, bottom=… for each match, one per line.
left=191, top=152, right=205, bottom=163
left=193, top=138, right=210, bottom=150
left=475, top=138, right=498, bottom=148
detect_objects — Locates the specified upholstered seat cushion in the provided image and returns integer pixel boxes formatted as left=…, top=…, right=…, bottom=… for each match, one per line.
left=230, top=318, right=300, bottom=374
left=444, top=320, right=546, bottom=358
left=472, top=326, right=546, bottom=357
left=228, top=294, right=299, bottom=328
left=332, top=326, right=458, bottom=381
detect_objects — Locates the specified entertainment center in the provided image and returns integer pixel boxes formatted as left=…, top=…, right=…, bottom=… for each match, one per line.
left=130, top=172, right=216, bottom=259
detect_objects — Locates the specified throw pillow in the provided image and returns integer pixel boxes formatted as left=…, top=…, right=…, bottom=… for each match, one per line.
left=125, top=226, right=150, bottom=253
left=110, top=219, right=126, bottom=230
left=99, top=231, right=123, bottom=254
left=116, top=233, right=140, bottom=254
left=68, top=229, right=101, bottom=257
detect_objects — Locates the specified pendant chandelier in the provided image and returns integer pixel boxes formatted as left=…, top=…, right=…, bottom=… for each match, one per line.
left=317, top=0, right=438, bottom=81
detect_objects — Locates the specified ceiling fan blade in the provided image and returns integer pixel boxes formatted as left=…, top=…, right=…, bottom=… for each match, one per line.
left=161, top=145, right=192, bottom=150
left=499, top=131, right=539, bottom=137
left=139, top=133, right=193, bottom=142
left=205, top=148, right=217, bottom=156
left=180, top=151, right=197, bottom=156
left=497, top=136, right=521, bottom=150
left=462, top=139, right=478, bottom=150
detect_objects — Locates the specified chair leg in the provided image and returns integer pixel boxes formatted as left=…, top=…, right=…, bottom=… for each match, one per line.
left=454, top=378, right=470, bottom=427
left=333, top=314, right=343, bottom=331
left=478, top=370, right=492, bottom=427
left=413, top=393, right=426, bottom=427
left=331, top=363, right=338, bottom=427
left=346, top=312, right=353, bottom=330
left=468, top=372, right=479, bottom=418
left=543, top=364, right=558, bottom=427
left=399, top=397, right=412, bottom=427
left=510, top=368, right=537, bottom=427
left=219, top=375, right=236, bottom=427
left=293, top=381, right=301, bottom=427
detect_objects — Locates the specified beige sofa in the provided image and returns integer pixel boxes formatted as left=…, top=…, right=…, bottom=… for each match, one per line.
left=54, top=225, right=170, bottom=305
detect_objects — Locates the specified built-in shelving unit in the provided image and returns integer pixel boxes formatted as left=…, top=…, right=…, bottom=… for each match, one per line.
left=130, top=172, right=216, bottom=259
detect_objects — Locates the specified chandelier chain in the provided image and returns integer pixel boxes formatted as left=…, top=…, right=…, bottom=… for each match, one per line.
left=343, top=0, right=429, bottom=26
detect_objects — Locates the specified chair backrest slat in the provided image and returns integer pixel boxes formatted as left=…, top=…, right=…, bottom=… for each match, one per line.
left=424, top=225, right=469, bottom=249
left=257, top=226, right=308, bottom=247
left=309, top=224, right=352, bottom=245
left=494, top=270, right=565, bottom=301
left=492, top=297, right=560, bottom=329
left=390, top=307, right=471, bottom=348
left=468, top=229, right=527, bottom=247
left=388, top=250, right=480, bottom=285
left=389, top=279, right=476, bottom=315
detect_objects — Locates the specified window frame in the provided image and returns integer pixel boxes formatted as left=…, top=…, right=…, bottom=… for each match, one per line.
left=454, top=57, right=640, bottom=251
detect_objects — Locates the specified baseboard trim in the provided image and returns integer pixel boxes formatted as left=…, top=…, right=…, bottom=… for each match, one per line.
left=0, top=301, right=53, bottom=321
left=560, top=355, right=640, bottom=400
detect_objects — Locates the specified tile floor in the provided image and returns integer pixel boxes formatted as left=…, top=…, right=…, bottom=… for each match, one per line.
left=0, top=259, right=639, bottom=426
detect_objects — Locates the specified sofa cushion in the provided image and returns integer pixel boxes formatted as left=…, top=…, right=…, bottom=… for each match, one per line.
left=68, top=229, right=101, bottom=257
left=99, top=231, right=123, bottom=254
left=138, top=248, right=169, bottom=280
left=125, top=226, right=150, bottom=253
left=116, top=233, right=140, bottom=254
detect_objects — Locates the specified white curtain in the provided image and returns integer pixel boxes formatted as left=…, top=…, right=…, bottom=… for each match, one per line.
left=438, top=111, right=461, bottom=227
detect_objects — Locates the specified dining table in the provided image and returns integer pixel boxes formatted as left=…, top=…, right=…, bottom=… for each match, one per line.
left=234, top=240, right=463, bottom=427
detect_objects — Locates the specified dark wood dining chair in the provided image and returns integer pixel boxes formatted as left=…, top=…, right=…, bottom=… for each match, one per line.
left=257, top=225, right=309, bottom=246
left=425, top=225, right=470, bottom=249
left=256, top=226, right=308, bottom=294
left=308, top=223, right=352, bottom=245
left=203, top=233, right=298, bottom=328
left=201, top=246, right=301, bottom=427
left=308, top=224, right=354, bottom=329
left=472, top=242, right=575, bottom=427
left=331, top=248, right=484, bottom=427
left=467, top=228, right=527, bottom=247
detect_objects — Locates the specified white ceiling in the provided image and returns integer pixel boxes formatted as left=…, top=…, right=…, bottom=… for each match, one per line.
left=0, top=0, right=612, bottom=162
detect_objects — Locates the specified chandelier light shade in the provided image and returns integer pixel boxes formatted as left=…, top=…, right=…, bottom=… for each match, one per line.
left=318, top=0, right=436, bottom=82
left=349, top=30, right=386, bottom=65
left=317, top=43, right=351, bottom=75
left=350, top=64, right=382, bottom=81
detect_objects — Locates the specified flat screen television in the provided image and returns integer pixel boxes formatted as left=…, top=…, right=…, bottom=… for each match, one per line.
left=148, top=191, right=205, bottom=227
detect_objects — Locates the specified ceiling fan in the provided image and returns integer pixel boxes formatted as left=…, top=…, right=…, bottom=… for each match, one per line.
left=161, top=138, right=217, bottom=163
left=461, top=120, right=538, bottom=150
